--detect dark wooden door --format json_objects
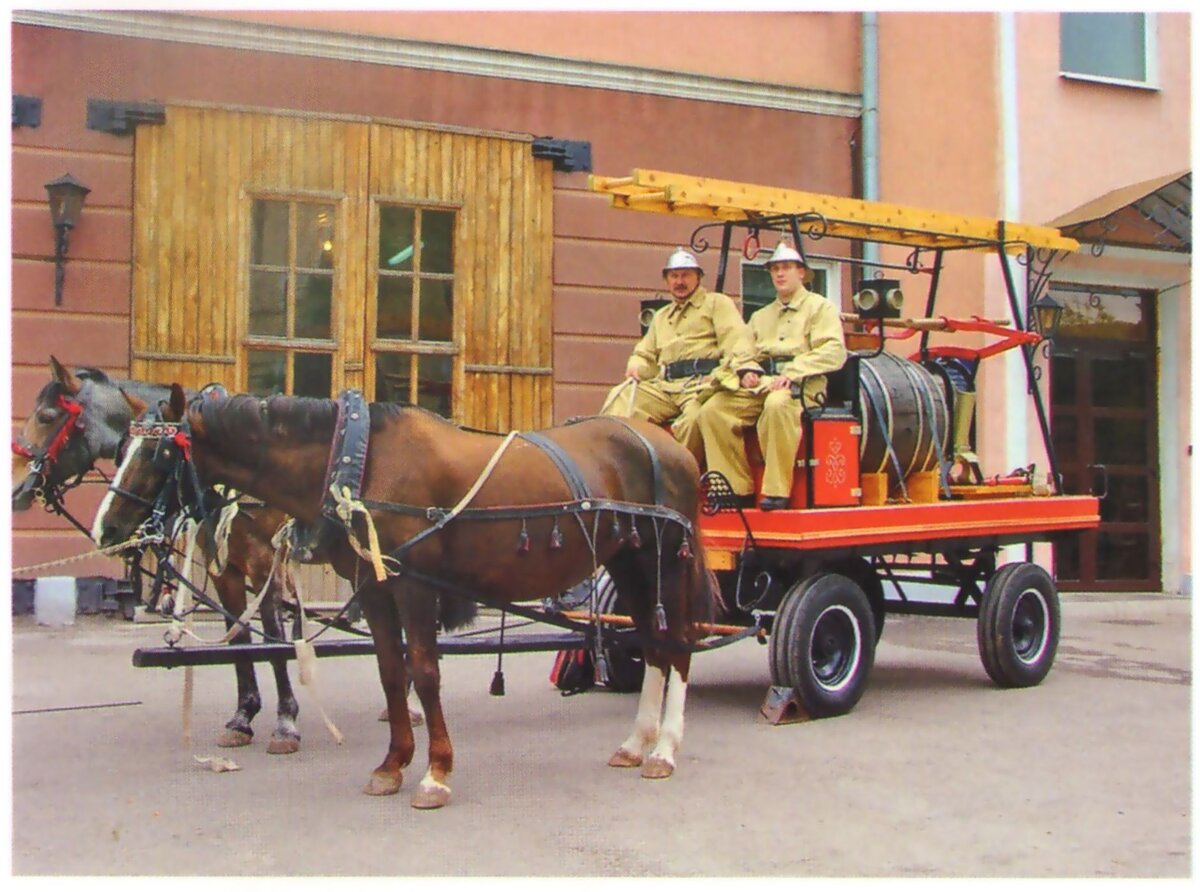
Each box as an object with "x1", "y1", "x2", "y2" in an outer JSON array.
[{"x1": 1049, "y1": 286, "x2": 1160, "y2": 591}]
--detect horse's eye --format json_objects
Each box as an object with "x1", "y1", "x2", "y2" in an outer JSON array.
[{"x1": 36, "y1": 409, "x2": 58, "y2": 424}]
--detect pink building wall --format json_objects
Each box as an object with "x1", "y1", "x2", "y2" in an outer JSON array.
[{"x1": 198, "y1": 10, "x2": 864, "y2": 95}]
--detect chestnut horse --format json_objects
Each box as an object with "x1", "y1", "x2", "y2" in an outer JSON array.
[
  {"x1": 13, "y1": 358, "x2": 305, "y2": 752},
  {"x1": 94, "y1": 384, "x2": 715, "y2": 809}
]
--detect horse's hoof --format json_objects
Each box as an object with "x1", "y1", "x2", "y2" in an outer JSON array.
[
  {"x1": 216, "y1": 729, "x2": 253, "y2": 748},
  {"x1": 607, "y1": 747, "x2": 643, "y2": 768},
  {"x1": 411, "y1": 781, "x2": 451, "y2": 810},
  {"x1": 266, "y1": 735, "x2": 300, "y2": 755},
  {"x1": 640, "y1": 754, "x2": 675, "y2": 779},
  {"x1": 363, "y1": 771, "x2": 403, "y2": 796}
]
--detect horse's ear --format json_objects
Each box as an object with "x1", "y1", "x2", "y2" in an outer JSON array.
[
  {"x1": 49, "y1": 355, "x2": 83, "y2": 395},
  {"x1": 167, "y1": 384, "x2": 188, "y2": 423},
  {"x1": 120, "y1": 388, "x2": 149, "y2": 417}
]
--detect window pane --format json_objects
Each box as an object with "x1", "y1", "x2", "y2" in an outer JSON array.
[
  {"x1": 1097, "y1": 531, "x2": 1150, "y2": 579},
  {"x1": 249, "y1": 270, "x2": 287, "y2": 336},
  {"x1": 422, "y1": 210, "x2": 456, "y2": 274},
  {"x1": 251, "y1": 200, "x2": 289, "y2": 267},
  {"x1": 1054, "y1": 535, "x2": 1081, "y2": 581},
  {"x1": 375, "y1": 353, "x2": 412, "y2": 403},
  {"x1": 1053, "y1": 290, "x2": 1148, "y2": 341},
  {"x1": 295, "y1": 203, "x2": 335, "y2": 270},
  {"x1": 1061, "y1": 13, "x2": 1146, "y2": 82},
  {"x1": 293, "y1": 353, "x2": 332, "y2": 398},
  {"x1": 377, "y1": 276, "x2": 414, "y2": 339},
  {"x1": 380, "y1": 206, "x2": 417, "y2": 271},
  {"x1": 1091, "y1": 356, "x2": 1148, "y2": 408},
  {"x1": 295, "y1": 274, "x2": 333, "y2": 340},
  {"x1": 417, "y1": 354, "x2": 453, "y2": 418},
  {"x1": 1050, "y1": 355, "x2": 1076, "y2": 406},
  {"x1": 418, "y1": 278, "x2": 454, "y2": 342},
  {"x1": 1052, "y1": 413, "x2": 1078, "y2": 457},
  {"x1": 1100, "y1": 474, "x2": 1150, "y2": 523},
  {"x1": 247, "y1": 350, "x2": 286, "y2": 396},
  {"x1": 808, "y1": 269, "x2": 828, "y2": 298},
  {"x1": 740, "y1": 265, "x2": 775, "y2": 321},
  {"x1": 1093, "y1": 417, "x2": 1148, "y2": 465}
]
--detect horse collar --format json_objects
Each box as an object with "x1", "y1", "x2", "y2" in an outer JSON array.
[{"x1": 289, "y1": 389, "x2": 371, "y2": 562}]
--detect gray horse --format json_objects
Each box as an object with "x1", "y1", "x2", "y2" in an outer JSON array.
[{"x1": 13, "y1": 357, "x2": 304, "y2": 753}]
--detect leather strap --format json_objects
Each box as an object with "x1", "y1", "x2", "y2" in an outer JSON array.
[{"x1": 518, "y1": 431, "x2": 591, "y2": 501}]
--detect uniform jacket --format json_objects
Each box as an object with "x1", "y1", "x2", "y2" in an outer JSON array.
[
  {"x1": 628, "y1": 287, "x2": 754, "y2": 393},
  {"x1": 739, "y1": 287, "x2": 848, "y2": 405}
]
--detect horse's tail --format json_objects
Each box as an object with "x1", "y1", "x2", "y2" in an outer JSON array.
[{"x1": 439, "y1": 593, "x2": 478, "y2": 632}]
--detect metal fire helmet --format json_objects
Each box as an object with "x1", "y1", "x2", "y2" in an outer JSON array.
[
  {"x1": 662, "y1": 246, "x2": 703, "y2": 275},
  {"x1": 764, "y1": 240, "x2": 805, "y2": 266}
]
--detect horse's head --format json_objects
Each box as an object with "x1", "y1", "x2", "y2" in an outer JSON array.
[
  {"x1": 92, "y1": 384, "x2": 200, "y2": 550},
  {"x1": 11, "y1": 356, "x2": 132, "y2": 511}
]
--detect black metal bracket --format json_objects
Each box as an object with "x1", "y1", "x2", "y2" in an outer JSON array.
[
  {"x1": 12, "y1": 94, "x2": 41, "y2": 128},
  {"x1": 86, "y1": 99, "x2": 166, "y2": 136},
  {"x1": 531, "y1": 137, "x2": 592, "y2": 173}
]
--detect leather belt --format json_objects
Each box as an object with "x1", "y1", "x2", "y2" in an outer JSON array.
[
  {"x1": 662, "y1": 358, "x2": 719, "y2": 381},
  {"x1": 761, "y1": 355, "x2": 796, "y2": 375}
]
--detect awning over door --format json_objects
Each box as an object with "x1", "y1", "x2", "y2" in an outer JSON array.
[{"x1": 1044, "y1": 170, "x2": 1191, "y2": 253}]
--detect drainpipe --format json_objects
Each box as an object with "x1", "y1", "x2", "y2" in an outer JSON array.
[
  {"x1": 998, "y1": 11, "x2": 1028, "y2": 475},
  {"x1": 861, "y1": 12, "x2": 880, "y2": 278}
]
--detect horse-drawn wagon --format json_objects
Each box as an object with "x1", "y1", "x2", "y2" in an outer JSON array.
[
  {"x1": 587, "y1": 168, "x2": 1100, "y2": 721},
  {"x1": 16, "y1": 169, "x2": 1100, "y2": 807}
]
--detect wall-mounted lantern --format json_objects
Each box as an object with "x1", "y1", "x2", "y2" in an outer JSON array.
[
  {"x1": 45, "y1": 173, "x2": 90, "y2": 306},
  {"x1": 1028, "y1": 293, "x2": 1064, "y2": 341}
]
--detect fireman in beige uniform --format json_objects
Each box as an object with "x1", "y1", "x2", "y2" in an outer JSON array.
[
  {"x1": 698, "y1": 241, "x2": 847, "y2": 510},
  {"x1": 601, "y1": 247, "x2": 752, "y2": 463}
]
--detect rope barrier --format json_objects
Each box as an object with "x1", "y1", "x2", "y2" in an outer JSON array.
[{"x1": 11, "y1": 534, "x2": 164, "y2": 575}]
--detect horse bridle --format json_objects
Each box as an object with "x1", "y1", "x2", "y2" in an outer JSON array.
[
  {"x1": 11, "y1": 392, "x2": 100, "y2": 536},
  {"x1": 107, "y1": 414, "x2": 209, "y2": 540},
  {"x1": 12, "y1": 392, "x2": 85, "y2": 482}
]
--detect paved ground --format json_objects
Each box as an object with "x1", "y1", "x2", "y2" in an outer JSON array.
[{"x1": 7, "y1": 593, "x2": 1192, "y2": 878}]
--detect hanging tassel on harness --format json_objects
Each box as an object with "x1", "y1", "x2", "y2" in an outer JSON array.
[
  {"x1": 549, "y1": 519, "x2": 563, "y2": 550},
  {"x1": 490, "y1": 610, "x2": 507, "y2": 696},
  {"x1": 516, "y1": 520, "x2": 530, "y2": 554},
  {"x1": 677, "y1": 535, "x2": 692, "y2": 559},
  {"x1": 629, "y1": 520, "x2": 642, "y2": 549},
  {"x1": 655, "y1": 602, "x2": 668, "y2": 632},
  {"x1": 610, "y1": 511, "x2": 621, "y2": 539}
]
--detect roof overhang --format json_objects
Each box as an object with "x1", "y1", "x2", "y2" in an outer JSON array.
[{"x1": 1045, "y1": 171, "x2": 1191, "y2": 254}]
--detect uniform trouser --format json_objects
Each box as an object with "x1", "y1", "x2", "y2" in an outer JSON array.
[
  {"x1": 600, "y1": 377, "x2": 705, "y2": 464},
  {"x1": 698, "y1": 388, "x2": 802, "y2": 498}
]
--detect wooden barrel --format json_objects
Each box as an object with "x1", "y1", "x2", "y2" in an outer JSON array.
[{"x1": 857, "y1": 352, "x2": 950, "y2": 488}]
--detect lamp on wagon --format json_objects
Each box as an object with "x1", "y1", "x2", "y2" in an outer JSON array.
[
  {"x1": 1028, "y1": 293, "x2": 1064, "y2": 341},
  {"x1": 44, "y1": 173, "x2": 91, "y2": 306}
]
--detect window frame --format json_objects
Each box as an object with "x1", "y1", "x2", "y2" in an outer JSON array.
[
  {"x1": 739, "y1": 255, "x2": 841, "y2": 320},
  {"x1": 369, "y1": 198, "x2": 461, "y2": 415},
  {"x1": 1058, "y1": 12, "x2": 1159, "y2": 91},
  {"x1": 243, "y1": 193, "x2": 342, "y2": 397}
]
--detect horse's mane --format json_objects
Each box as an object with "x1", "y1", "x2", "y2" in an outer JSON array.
[{"x1": 194, "y1": 393, "x2": 454, "y2": 445}]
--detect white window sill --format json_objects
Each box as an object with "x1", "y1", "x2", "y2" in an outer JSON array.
[{"x1": 1059, "y1": 71, "x2": 1160, "y2": 92}]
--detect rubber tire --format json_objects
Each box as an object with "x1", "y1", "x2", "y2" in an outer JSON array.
[
  {"x1": 977, "y1": 562, "x2": 1060, "y2": 688},
  {"x1": 773, "y1": 573, "x2": 876, "y2": 718},
  {"x1": 592, "y1": 570, "x2": 646, "y2": 693},
  {"x1": 824, "y1": 557, "x2": 886, "y2": 642}
]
